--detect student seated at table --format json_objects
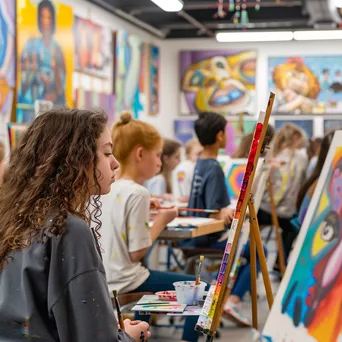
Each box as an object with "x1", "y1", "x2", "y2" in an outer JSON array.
[
  {"x1": 0, "y1": 108, "x2": 150, "y2": 342},
  {"x1": 100, "y1": 112, "x2": 210, "y2": 342},
  {"x1": 178, "y1": 112, "x2": 267, "y2": 326}
]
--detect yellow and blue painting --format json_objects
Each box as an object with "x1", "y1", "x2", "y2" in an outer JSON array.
[
  {"x1": 269, "y1": 56, "x2": 342, "y2": 115},
  {"x1": 274, "y1": 119, "x2": 313, "y2": 138},
  {"x1": 180, "y1": 50, "x2": 257, "y2": 116},
  {"x1": 262, "y1": 139, "x2": 342, "y2": 342}
]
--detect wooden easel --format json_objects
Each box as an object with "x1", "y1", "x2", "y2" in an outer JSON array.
[{"x1": 196, "y1": 93, "x2": 276, "y2": 340}]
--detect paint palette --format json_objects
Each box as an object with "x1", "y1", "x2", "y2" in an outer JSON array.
[{"x1": 155, "y1": 291, "x2": 177, "y2": 302}]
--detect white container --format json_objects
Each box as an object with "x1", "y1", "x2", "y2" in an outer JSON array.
[{"x1": 173, "y1": 281, "x2": 207, "y2": 305}]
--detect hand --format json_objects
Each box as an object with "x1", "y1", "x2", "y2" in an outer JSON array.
[
  {"x1": 157, "y1": 207, "x2": 178, "y2": 225},
  {"x1": 219, "y1": 207, "x2": 234, "y2": 226},
  {"x1": 150, "y1": 198, "x2": 161, "y2": 210},
  {"x1": 123, "y1": 319, "x2": 151, "y2": 342}
]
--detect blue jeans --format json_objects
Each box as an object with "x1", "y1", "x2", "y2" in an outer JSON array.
[
  {"x1": 131, "y1": 270, "x2": 210, "y2": 342},
  {"x1": 179, "y1": 237, "x2": 268, "y2": 300}
]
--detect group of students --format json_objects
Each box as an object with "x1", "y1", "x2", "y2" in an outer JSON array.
[{"x1": 0, "y1": 106, "x2": 337, "y2": 342}]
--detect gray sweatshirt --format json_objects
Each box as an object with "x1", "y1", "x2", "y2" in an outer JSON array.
[{"x1": 0, "y1": 215, "x2": 134, "y2": 342}]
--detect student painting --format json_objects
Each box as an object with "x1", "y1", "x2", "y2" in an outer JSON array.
[
  {"x1": 100, "y1": 112, "x2": 209, "y2": 342},
  {"x1": 258, "y1": 123, "x2": 308, "y2": 265},
  {"x1": 0, "y1": 109, "x2": 151, "y2": 341},
  {"x1": 145, "y1": 138, "x2": 181, "y2": 200}
]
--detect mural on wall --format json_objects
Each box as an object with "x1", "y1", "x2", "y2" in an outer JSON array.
[
  {"x1": 269, "y1": 56, "x2": 342, "y2": 115},
  {"x1": 324, "y1": 119, "x2": 342, "y2": 135},
  {"x1": 174, "y1": 119, "x2": 195, "y2": 145},
  {"x1": 114, "y1": 30, "x2": 145, "y2": 119},
  {"x1": 274, "y1": 119, "x2": 314, "y2": 138},
  {"x1": 0, "y1": 0, "x2": 15, "y2": 120},
  {"x1": 262, "y1": 131, "x2": 342, "y2": 342},
  {"x1": 74, "y1": 16, "x2": 112, "y2": 79},
  {"x1": 17, "y1": 0, "x2": 74, "y2": 123},
  {"x1": 179, "y1": 50, "x2": 257, "y2": 116},
  {"x1": 75, "y1": 88, "x2": 115, "y2": 126},
  {"x1": 148, "y1": 45, "x2": 159, "y2": 115}
]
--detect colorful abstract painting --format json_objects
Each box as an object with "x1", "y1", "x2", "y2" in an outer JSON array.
[
  {"x1": 74, "y1": 16, "x2": 112, "y2": 79},
  {"x1": 17, "y1": 0, "x2": 74, "y2": 123},
  {"x1": 0, "y1": 0, "x2": 15, "y2": 120},
  {"x1": 148, "y1": 45, "x2": 159, "y2": 115},
  {"x1": 225, "y1": 119, "x2": 257, "y2": 156},
  {"x1": 174, "y1": 119, "x2": 195, "y2": 145},
  {"x1": 262, "y1": 131, "x2": 342, "y2": 342},
  {"x1": 274, "y1": 119, "x2": 314, "y2": 138},
  {"x1": 75, "y1": 88, "x2": 115, "y2": 126},
  {"x1": 269, "y1": 56, "x2": 342, "y2": 115},
  {"x1": 324, "y1": 119, "x2": 342, "y2": 135},
  {"x1": 114, "y1": 30, "x2": 145, "y2": 119},
  {"x1": 180, "y1": 50, "x2": 257, "y2": 116},
  {"x1": 8, "y1": 123, "x2": 27, "y2": 150}
]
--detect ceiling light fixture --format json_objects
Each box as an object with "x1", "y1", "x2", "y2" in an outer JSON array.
[
  {"x1": 150, "y1": 0, "x2": 184, "y2": 12},
  {"x1": 216, "y1": 31, "x2": 294, "y2": 42},
  {"x1": 294, "y1": 30, "x2": 342, "y2": 40}
]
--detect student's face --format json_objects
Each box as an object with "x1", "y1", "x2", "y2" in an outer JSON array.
[
  {"x1": 94, "y1": 127, "x2": 119, "y2": 195},
  {"x1": 139, "y1": 142, "x2": 163, "y2": 181},
  {"x1": 164, "y1": 148, "x2": 181, "y2": 171}
]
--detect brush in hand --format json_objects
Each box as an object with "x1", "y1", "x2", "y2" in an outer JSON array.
[
  {"x1": 195, "y1": 255, "x2": 204, "y2": 285},
  {"x1": 113, "y1": 290, "x2": 125, "y2": 331}
]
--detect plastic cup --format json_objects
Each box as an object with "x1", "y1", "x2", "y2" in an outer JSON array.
[{"x1": 173, "y1": 281, "x2": 207, "y2": 305}]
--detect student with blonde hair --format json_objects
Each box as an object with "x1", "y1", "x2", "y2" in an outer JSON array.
[
  {"x1": 258, "y1": 123, "x2": 308, "y2": 266},
  {"x1": 100, "y1": 112, "x2": 209, "y2": 342}
]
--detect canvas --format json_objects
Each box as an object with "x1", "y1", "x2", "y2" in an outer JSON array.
[
  {"x1": 74, "y1": 16, "x2": 112, "y2": 79},
  {"x1": 324, "y1": 119, "x2": 342, "y2": 135},
  {"x1": 179, "y1": 50, "x2": 257, "y2": 116},
  {"x1": 274, "y1": 119, "x2": 314, "y2": 138},
  {"x1": 174, "y1": 119, "x2": 195, "y2": 145},
  {"x1": 262, "y1": 131, "x2": 342, "y2": 342},
  {"x1": 148, "y1": 45, "x2": 159, "y2": 115},
  {"x1": 17, "y1": 0, "x2": 74, "y2": 123},
  {"x1": 114, "y1": 30, "x2": 145, "y2": 119},
  {"x1": 269, "y1": 56, "x2": 342, "y2": 115}
]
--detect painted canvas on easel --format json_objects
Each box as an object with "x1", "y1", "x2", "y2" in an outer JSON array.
[
  {"x1": 114, "y1": 30, "x2": 145, "y2": 119},
  {"x1": 179, "y1": 50, "x2": 257, "y2": 116},
  {"x1": 0, "y1": 0, "x2": 15, "y2": 120},
  {"x1": 74, "y1": 16, "x2": 112, "y2": 79},
  {"x1": 17, "y1": 0, "x2": 74, "y2": 123},
  {"x1": 269, "y1": 56, "x2": 342, "y2": 115},
  {"x1": 262, "y1": 130, "x2": 342, "y2": 342}
]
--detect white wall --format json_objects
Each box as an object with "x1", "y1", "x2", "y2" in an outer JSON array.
[{"x1": 161, "y1": 38, "x2": 342, "y2": 138}]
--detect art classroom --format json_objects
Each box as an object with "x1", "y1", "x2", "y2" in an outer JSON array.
[{"x1": 0, "y1": 0, "x2": 342, "y2": 341}]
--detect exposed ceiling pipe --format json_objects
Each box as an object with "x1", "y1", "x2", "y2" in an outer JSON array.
[
  {"x1": 177, "y1": 10, "x2": 216, "y2": 37},
  {"x1": 88, "y1": 0, "x2": 167, "y2": 39}
]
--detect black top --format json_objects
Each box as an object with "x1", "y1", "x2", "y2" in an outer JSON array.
[{"x1": 0, "y1": 215, "x2": 134, "y2": 342}]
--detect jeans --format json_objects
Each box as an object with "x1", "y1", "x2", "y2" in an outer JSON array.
[
  {"x1": 131, "y1": 270, "x2": 210, "y2": 342},
  {"x1": 178, "y1": 237, "x2": 268, "y2": 300}
]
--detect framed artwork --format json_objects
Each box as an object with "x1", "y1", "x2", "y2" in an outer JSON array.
[
  {"x1": 174, "y1": 119, "x2": 195, "y2": 145},
  {"x1": 324, "y1": 119, "x2": 342, "y2": 135},
  {"x1": 274, "y1": 119, "x2": 314, "y2": 138},
  {"x1": 180, "y1": 50, "x2": 257, "y2": 116},
  {"x1": 262, "y1": 131, "x2": 342, "y2": 342},
  {"x1": 114, "y1": 30, "x2": 145, "y2": 119},
  {"x1": 269, "y1": 56, "x2": 342, "y2": 115},
  {"x1": 148, "y1": 45, "x2": 159, "y2": 115},
  {"x1": 74, "y1": 16, "x2": 112, "y2": 79},
  {"x1": 16, "y1": 0, "x2": 74, "y2": 123}
]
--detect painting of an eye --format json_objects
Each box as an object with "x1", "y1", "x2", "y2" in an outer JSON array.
[
  {"x1": 321, "y1": 222, "x2": 336, "y2": 242},
  {"x1": 216, "y1": 61, "x2": 225, "y2": 69},
  {"x1": 190, "y1": 70, "x2": 204, "y2": 86}
]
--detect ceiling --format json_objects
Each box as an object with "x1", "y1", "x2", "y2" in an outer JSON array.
[{"x1": 87, "y1": 0, "x2": 314, "y2": 39}]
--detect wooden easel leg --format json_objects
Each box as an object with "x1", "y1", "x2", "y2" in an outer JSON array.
[
  {"x1": 268, "y1": 179, "x2": 286, "y2": 276},
  {"x1": 249, "y1": 223, "x2": 258, "y2": 329},
  {"x1": 248, "y1": 199, "x2": 274, "y2": 309}
]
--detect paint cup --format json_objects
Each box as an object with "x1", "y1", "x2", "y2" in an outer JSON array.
[{"x1": 173, "y1": 281, "x2": 207, "y2": 305}]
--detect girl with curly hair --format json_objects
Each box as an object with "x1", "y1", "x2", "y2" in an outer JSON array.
[{"x1": 0, "y1": 108, "x2": 151, "y2": 342}]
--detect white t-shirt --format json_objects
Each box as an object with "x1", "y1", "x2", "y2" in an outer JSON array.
[
  {"x1": 144, "y1": 174, "x2": 166, "y2": 196},
  {"x1": 100, "y1": 179, "x2": 151, "y2": 294},
  {"x1": 172, "y1": 160, "x2": 195, "y2": 199}
]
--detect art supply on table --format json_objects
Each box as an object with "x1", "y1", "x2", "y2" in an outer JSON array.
[
  {"x1": 173, "y1": 281, "x2": 207, "y2": 305},
  {"x1": 113, "y1": 290, "x2": 125, "y2": 331},
  {"x1": 132, "y1": 303, "x2": 186, "y2": 313},
  {"x1": 155, "y1": 291, "x2": 177, "y2": 302}
]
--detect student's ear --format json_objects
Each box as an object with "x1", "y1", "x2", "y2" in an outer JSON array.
[
  {"x1": 217, "y1": 130, "x2": 226, "y2": 148},
  {"x1": 135, "y1": 146, "x2": 144, "y2": 162}
]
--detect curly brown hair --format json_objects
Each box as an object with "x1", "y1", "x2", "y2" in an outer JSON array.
[{"x1": 0, "y1": 108, "x2": 108, "y2": 270}]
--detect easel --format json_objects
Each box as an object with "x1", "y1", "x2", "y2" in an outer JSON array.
[{"x1": 195, "y1": 93, "x2": 276, "y2": 340}]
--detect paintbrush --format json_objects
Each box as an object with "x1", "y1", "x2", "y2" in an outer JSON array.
[
  {"x1": 195, "y1": 255, "x2": 204, "y2": 285},
  {"x1": 159, "y1": 207, "x2": 219, "y2": 214},
  {"x1": 113, "y1": 290, "x2": 125, "y2": 331}
]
